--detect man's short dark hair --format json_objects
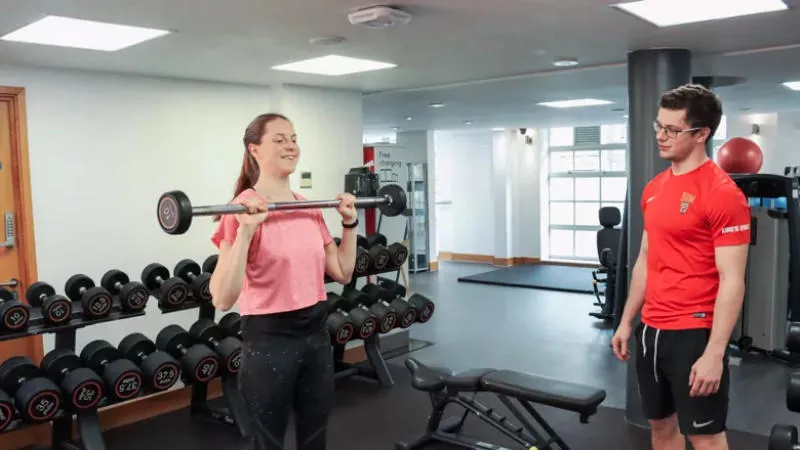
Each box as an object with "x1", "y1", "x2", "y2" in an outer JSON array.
[{"x1": 659, "y1": 84, "x2": 723, "y2": 142}]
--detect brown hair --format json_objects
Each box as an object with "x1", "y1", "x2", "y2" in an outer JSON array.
[
  {"x1": 214, "y1": 113, "x2": 290, "y2": 221},
  {"x1": 660, "y1": 84, "x2": 722, "y2": 144}
]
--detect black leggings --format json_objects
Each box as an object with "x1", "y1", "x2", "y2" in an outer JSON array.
[{"x1": 238, "y1": 327, "x2": 335, "y2": 450}]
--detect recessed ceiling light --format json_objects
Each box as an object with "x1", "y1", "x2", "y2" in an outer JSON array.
[
  {"x1": 272, "y1": 54, "x2": 396, "y2": 76},
  {"x1": 392, "y1": 127, "x2": 400, "y2": 131},
  {"x1": 463, "y1": 121, "x2": 473, "y2": 125},
  {"x1": 537, "y1": 98, "x2": 613, "y2": 108},
  {"x1": 783, "y1": 81, "x2": 800, "y2": 91},
  {"x1": 429, "y1": 102, "x2": 445, "y2": 108},
  {"x1": 405, "y1": 116, "x2": 413, "y2": 121},
  {"x1": 309, "y1": 36, "x2": 346, "y2": 46},
  {"x1": 0, "y1": 15, "x2": 170, "y2": 51},
  {"x1": 553, "y1": 58, "x2": 579, "y2": 67},
  {"x1": 612, "y1": 0, "x2": 788, "y2": 27}
]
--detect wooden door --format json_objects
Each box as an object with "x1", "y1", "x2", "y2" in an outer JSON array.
[{"x1": 0, "y1": 86, "x2": 47, "y2": 447}]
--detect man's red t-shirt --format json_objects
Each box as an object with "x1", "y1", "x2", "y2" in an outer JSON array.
[{"x1": 641, "y1": 159, "x2": 751, "y2": 330}]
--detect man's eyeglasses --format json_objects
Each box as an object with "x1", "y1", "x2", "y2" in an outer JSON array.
[{"x1": 652, "y1": 121, "x2": 703, "y2": 139}]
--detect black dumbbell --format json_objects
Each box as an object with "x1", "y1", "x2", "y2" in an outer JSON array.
[
  {"x1": 80, "y1": 340, "x2": 143, "y2": 402},
  {"x1": 362, "y1": 284, "x2": 418, "y2": 329},
  {"x1": 386, "y1": 242, "x2": 409, "y2": 268},
  {"x1": 64, "y1": 274, "x2": 113, "y2": 319},
  {"x1": 40, "y1": 349, "x2": 104, "y2": 411},
  {"x1": 377, "y1": 278, "x2": 436, "y2": 323},
  {"x1": 202, "y1": 254, "x2": 218, "y2": 274},
  {"x1": 354, "y1": 235, "x2": 372, "y2": 275},
  {"x1": 342, "y1": 287, "x2": 397, "y2": 334},
  {"x1": 118, "y1": 333, "x2": 181, "y2": 392},
  {"x1": 0, "y1": 356, "x2": 61, "y2": 423},
  {"x1": 338, "y1": 290, "x2": 381, "y2": 339},
  {"x1": 218, "y1": 312, "x2": 242, "y2": 339},
  {"x1": 100, "y1": 269, "x2": 149, "y2": 313},
  {"x1": 189, "y1": 319, "x2": 242, "y2": 375},
  {"x1": 0, "y1": 388, "x2": 13, "y2": 432},
  {"x1": 0, "y1": 287, "x2": 30, "y2": 332},
  {"x1": 141, "y1": 263, "x2": 189, "y2": 308},
  {"x1": 366, "y1": 234, "x2": 391, "y2": 271},
  {"x1": 325, "y1": 295, "x2": 356, "y2": 345},
  {"x1": 25, "y1": 281, "x2": 71, "y2": 326},
  {"x1": 156, "y1": 325, "x2": 219, "y2": 384},
  {"x1": 174, "y1": 259, "x2": 212, "y2": 303},
  {"x1": 770, "y1": 424, "x2": 799, "y2": 450}
]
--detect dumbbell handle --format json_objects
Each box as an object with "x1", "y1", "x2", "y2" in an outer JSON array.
[{"x1": 111, "y1": 281, "x2": 124, "y2": 291}]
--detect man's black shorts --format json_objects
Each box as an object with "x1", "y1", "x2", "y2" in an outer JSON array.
[{"x1": 634, "y1": 322, "x2": 730, "y2": 435}]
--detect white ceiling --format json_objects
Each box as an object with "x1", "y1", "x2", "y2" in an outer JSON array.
[{"x1": 1, "y1": 0, "x2": 800, "y2": 132}]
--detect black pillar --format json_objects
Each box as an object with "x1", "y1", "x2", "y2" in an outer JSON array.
[{"x1": 624, "y1": 48, "x2": 692, "y2": 428}]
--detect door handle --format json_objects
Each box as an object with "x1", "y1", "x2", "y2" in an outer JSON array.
[
  {"x1": 0, "y1": 278, "x2": 18, "y2": 288},
  {"x1": 1, "y1": 212, "x2": 14, "y2": 248}
]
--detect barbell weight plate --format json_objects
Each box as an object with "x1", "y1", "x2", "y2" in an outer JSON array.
[
  {"x1": 769, "y1": 423, "x2": 798, "y2": 450},
  {"x1": 158, "y1": 190, "x2": 192, "y2": 235},
  {"x1": 64, "y1": 274, "x2": 95, "y2": 303},
  {"x1": 25, "y1": 281, "x2": 55, "y2": 307},
  {"x1": 100, "y1": 269, "x2": 130, "y2": 294},
  {"x1": 376, "y1": 184, "x2": 407, "y2": 217}
]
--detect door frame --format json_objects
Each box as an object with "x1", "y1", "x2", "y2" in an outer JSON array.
[
  {"x1": 0, "y1": 86, "x2": 43, "y2": 362},
  {"x1": 0, "y1": 86, "x2": 47, "y2": 447}
]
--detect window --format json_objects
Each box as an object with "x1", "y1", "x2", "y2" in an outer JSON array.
[{"x1": 543, "y1": 125, "x2": 627, "y2": 262}]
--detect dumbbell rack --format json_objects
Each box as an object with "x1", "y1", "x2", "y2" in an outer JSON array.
[
  {"x1": 157, "y1": 297, "x2": 252, "y2": 438},
  {"x1": 328, "y1": 264, "x2": 405, "y2": 387},
  {"x1": 0, "y1": 290, "x2": 145, "y2": 450}
]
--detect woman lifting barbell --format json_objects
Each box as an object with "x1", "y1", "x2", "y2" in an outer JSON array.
[{"x1": 208, "y1": 112, "x2": 357, "y2": 450}]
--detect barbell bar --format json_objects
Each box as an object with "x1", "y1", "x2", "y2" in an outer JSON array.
[{"x1": 157, "y1": 184, "x2": 407, "y2": 235}]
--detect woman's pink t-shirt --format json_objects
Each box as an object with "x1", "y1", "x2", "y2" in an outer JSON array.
[{"x1": 210, "y1": 189, "x2": 334, "y2": 316}]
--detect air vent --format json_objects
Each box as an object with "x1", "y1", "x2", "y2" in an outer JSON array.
[{"x1": 574, "y1": 126, "x2": 600, "y2": 145}]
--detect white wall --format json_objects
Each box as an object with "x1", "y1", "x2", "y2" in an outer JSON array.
[
  {"x1": 432, "y1": 127, "x2": 542, "y2": 261},
  {"x1": 0, "y1": 65, "x2": 364, "y2": 357},
  {"x1": 433, "y1": 129, "x2": 495, "y2": 256}
]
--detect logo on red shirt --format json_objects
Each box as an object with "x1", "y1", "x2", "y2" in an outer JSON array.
[{"x1": 679, "y1": 192, "x2": 696, "y2": 215}]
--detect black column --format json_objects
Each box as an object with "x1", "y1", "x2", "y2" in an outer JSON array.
[{"x1": 624, "y1": 48, "x2": 692, "y2": 428}]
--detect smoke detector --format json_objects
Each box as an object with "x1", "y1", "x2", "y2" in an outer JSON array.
[{"x1": 348, "y1": 6, "x2": 412, "y2": 29}]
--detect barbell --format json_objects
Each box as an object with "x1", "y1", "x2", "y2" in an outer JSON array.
[{"x1": 157, "y1": 184, "x2": 407, "y2": 235}]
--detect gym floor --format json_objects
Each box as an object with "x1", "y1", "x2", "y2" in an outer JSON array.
[{"x1": 95, "y1": 263, "x2": 792, "y2": 448}]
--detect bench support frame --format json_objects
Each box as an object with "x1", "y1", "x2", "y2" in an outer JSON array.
[{"x1": 395, "y1": 387, "x2": 574, "y2": 450}]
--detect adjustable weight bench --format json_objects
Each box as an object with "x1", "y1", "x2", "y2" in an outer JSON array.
[{"x1": 396, "y1": 358, "x2": 607, "y2": 450}]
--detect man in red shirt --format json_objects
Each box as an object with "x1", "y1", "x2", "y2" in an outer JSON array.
[{"x1": 611, "y1": 84, "x2": 751, "y2": 450}]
